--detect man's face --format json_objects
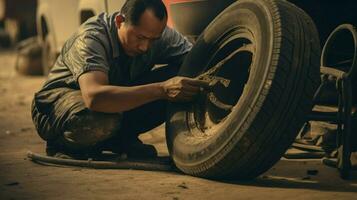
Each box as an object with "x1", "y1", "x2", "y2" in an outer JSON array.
[{"x1": 117, "y1": 9, "x2": 167, "y2": 57}]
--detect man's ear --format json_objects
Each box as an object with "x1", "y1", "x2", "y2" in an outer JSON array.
[{"x1": 115, "y1": 14, "x2": 126, "y2": 28}]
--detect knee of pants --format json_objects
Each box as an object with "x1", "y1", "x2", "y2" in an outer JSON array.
[{"x1": 63, "y1": 111, "x2": 122, "y2": 148}]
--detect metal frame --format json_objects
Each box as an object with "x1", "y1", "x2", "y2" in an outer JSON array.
[{"x1": 309, "y1": 24, "x2": 357, "y2": 179}]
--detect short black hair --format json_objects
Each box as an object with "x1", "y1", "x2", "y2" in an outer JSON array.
[{"x1": 120, "y1": 0, "x2": 167, "y2": 26}]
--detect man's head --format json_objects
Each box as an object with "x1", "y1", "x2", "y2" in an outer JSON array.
[{"x1": 115, "y1": 0, "x2": 168, "y2": 57}]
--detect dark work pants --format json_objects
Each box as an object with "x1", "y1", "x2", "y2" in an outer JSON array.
[{"x1": 31, "y1": 64, "x2": 180, "y2": 153}]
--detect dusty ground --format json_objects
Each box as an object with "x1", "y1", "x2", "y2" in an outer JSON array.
[{"x1": 0, "y1": 49, "x2": 357, "y2": 200}]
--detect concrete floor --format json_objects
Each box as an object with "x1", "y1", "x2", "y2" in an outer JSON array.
[{"x1": 0, "y1": 50, "x2": 356, "y2": 200}]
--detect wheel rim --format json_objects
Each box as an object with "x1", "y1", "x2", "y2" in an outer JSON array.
[{"x1": 187, "y1": 28, "x2": 256, "y2": 140}]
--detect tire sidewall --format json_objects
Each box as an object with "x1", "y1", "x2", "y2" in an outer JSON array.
[{"x1": 166, "y1": 0, "x2": 277, "y2": 166}]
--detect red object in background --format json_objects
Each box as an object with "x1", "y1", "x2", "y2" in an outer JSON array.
[{"x1": 162, "y1": 0, "x2": 173, "y2": 27}]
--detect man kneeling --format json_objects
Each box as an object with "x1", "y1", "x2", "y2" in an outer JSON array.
[{"x1": 31, "y1": 0, "x2": 208, "y2": 159}]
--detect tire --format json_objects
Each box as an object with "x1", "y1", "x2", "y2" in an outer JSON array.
[
  {"x1": 15, "y1": 37, "x2": 43, "y2": 75},
  {"x1": 41, "y1": 34, "x2": 57, "y2": 75},
  {"x1": 166, "y1": 0, "x2": 321, "y2": 179}
]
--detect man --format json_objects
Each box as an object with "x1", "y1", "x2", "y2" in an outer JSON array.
[{"x1": 31, "y1": 0, "x2": 208, "y2": 159}]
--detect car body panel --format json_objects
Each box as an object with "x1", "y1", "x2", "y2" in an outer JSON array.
[
  {"x1": 37, "y1": 0, "x2": 125, "y2": 58},
  {"x1": 37, "y1": 0, "x2": 80, "y2": 53}
]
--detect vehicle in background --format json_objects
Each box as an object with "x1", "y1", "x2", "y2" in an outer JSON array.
[
  {"x1": 39, "y1": 0, "x2": 357, "y2": 74},
  {"x1": 164, "y1": 0, "x2": 357, "y2": 45},
  {"x1": 37, "y1": 0, "x2": 79, "y2": 74},
  {"x1": 37, "y1": 0, "x2": 125, "y2": 74},
  {"x1": 0, "y1": 0, "x2": 37, "y2": 47}
]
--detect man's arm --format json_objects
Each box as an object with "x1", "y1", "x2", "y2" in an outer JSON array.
[{"x1": 79, "y1": 71, "x2": 209, "y2": 113}]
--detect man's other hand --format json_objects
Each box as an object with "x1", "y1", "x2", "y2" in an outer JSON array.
[{"x1": 161, "y1": 76, "x2": 210, "y2": 102}]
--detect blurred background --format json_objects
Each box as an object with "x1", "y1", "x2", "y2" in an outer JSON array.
[
  {"x1": 0, "y1": 2, "x2": 356, "y2": 198},
  {"x1": 0, "y1": 0, "x2": 356, "y2": 76},
  {"x1": 0, "y1": 0, "x2": 37, "y2": 47}
]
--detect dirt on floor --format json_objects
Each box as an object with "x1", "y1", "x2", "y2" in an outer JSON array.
[{"x1": 0, "y1": 49, "x2": 357, "y2": 200}]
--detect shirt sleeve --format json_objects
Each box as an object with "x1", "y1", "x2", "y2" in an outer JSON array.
[
  {"x1": 62, "y1": 32, "x2": 110, "y2": 83},
  {"x1": 154, "y1": 26, "x2": 193, "y2": 64}
]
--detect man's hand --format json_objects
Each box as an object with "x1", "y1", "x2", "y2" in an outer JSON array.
[{"x1": 161, "y1": 76, "x2": 210, "y2": 102}]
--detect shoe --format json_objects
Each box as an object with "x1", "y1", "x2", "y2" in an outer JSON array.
[
  {"x1": 46, "y1": 141, "x2": 102, "y2": 160},
  {"x1": 46, "y1": 141, "x2": 61, "y2": 157},
  {"x1": 99, "y1": 136, "x2": 158, "y2": 159},
  {"x1": 96, "y1": 138, "x2": 124, "y2": 154},
  {"x1": 124, "y1": 141, "x2": 158, "y2": 159}
]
